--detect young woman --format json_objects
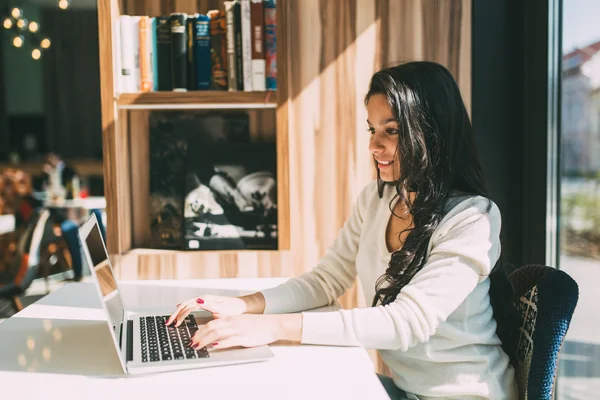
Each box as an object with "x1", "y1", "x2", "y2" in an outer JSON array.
[{"x1": 167, "y1": 61, "x2": 518, "y2": 400}]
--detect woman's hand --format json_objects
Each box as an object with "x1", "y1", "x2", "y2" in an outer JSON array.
[
  {"x1": 166, "y1": 292, "x2": 267, "y2": 327},
  {"x1": 166, "y1": 294, "x2": 248, "y2": 327},
  {"x1": 189, "y1": 314, "x2": 303, "y2": 350}
]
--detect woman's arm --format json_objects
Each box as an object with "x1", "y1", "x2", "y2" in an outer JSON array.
[
  {"x1": 284, "y1": 197, "x2": 501, "y2": 349},
  {"x1": 251, "y1": 182, "x2": 375, "y2": 315}
]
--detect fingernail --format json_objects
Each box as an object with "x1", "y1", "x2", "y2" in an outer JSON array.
[
  {"x1": 213, "y1": 342, "x2": 218, "y2": 346},
  {"x1": 196, "y1": 298, "x2": 204, "y2": 305},
  {"x1": 176, "y1": 303, "x2": 181, "y2": 307}
]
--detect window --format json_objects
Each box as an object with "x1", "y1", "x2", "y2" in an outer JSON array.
[{"x1": 557, "y1": 0, "x2": 600, "y2": 398}]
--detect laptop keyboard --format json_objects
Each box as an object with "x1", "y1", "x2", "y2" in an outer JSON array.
[{"x1": 140, "y1": 315, "x2": 210, "y2": 363}]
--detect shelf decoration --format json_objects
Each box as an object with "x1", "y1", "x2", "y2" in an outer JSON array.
[{"x1": 1, "y1": 6, "x2": 51, "y2": 60}]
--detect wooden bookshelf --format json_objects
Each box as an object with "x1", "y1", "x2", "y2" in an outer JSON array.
[{"x1": 97, "y1": 0, "x2": 290, "y2": 274}]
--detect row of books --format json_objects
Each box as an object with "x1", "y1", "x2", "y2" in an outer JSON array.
[{"x1": 114, "y1": 0, "x2": 276, "y2": 94}]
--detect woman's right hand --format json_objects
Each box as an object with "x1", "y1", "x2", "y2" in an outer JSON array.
[{"x1": 166, "y1": 293, "x2": 266, "y2": 327}]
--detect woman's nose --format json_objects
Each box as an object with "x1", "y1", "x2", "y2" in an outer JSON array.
[{"x1": 369, "y1": 132, "x2": 385, "y2": 154}]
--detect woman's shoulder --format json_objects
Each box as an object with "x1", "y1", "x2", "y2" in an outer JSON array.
[
  {"x1": 444, "y1": 192, "x2": 499, "y2": 217},
  {"x1": 436, "y1": 193, "x2": 501, "y2": 239}
]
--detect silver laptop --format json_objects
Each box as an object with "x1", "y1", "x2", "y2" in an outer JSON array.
[{"x1": 79, "y1": 213, "x2": 274, "y2": 374}]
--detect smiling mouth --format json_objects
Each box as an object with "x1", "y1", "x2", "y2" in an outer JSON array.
[{"x1": 375, "y1": 159, "x2": 393, "y2": 168}]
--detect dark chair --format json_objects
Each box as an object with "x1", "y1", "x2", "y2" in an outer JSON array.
[
  {"x1": 0, "y1": 208, "x2": 50, "y2": 313},
  {"x1": 508, "y1": 265, "x2": 579, "y2": 400}
]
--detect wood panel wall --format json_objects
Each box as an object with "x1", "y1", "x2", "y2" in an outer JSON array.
[{"x1": 107, "y1": 0, "x2": 471, "y2": 373}]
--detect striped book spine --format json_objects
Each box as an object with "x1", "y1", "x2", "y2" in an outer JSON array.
[{"x1": 264, "y1": 0, "x2": 276, "y2": 91}]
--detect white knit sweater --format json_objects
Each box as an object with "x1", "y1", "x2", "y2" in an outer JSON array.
[{"x1": 260, "y1": 181, "x2": 518, "y2": 399}]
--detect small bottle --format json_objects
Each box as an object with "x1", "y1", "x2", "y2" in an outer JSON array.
[{"x1": 72, "y1": 175, "x2": 81, "y2": 200}]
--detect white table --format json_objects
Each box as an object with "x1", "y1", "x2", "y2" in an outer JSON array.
[
  {"x1": 0, "y1": 278, "x2": 390, "y2": 400},
  {"x1": 45, "y1": 196, "x2": 106, "y2": 211}
]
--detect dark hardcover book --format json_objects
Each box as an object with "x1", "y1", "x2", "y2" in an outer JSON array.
[
  {"x1": 170, "y1": 13, "x2": 188, "y2": 91},
  {"x1": 194, "y1": 14, "x2": 212, "y2": 90},
  {"x1": 156, "y1": 16, "x2": 172, "y2": 91},
  {"x1": 208, "y1": 10, "x2": 228, "y2": 90},
  {"x1": 264, "y1": 0, "x2": 277, "y2": 90},
  {"x1": 234, "y1": 0, "x2": 244, "y2": 91},
  {"x1": 186, "y1": 15, "x2": 196, "y2": 90},
  {"x1": 224, "y1": 1, "x2": 238, "y2": 91},
  {"x1": 149, "y1": 113, "x2": 189, "y2": 249},
  {"x1": 183, "y1": 114, "x2": 278, "y2": 251}
]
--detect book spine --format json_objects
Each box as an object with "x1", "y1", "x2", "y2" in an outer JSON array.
[
  {"x1": 119, "y1": 15, "x2": 136, "y2": 92},
  {"x1": 186, "y1": 15, "x2": 196, "y2": 90},
  {"x1": 131, "y1": 16, "x2": 141, "y2": 91},
  {"x1": 113, "y1": 17, "x2": 122, "y2": 94},
  {"x1": 234, "y1": 1, "x2": 244, "y2": 91},
  {"x1": 208, "y1": 10, "x2": 228, "y2": 90},
  {"x1": 170, "y1": 13, "x2": 188, "y2": 91},
  {"x1": 139, "y1": 16, "x2": 153, "y2": 92},
  {"x1": 194, "y1": 14, "x2": 212, "y2": 90},
  {"x1": 224, "y1": 2, "x2": 238, "y2": 91},
  {"x1": 151, "y1": 17, "x2": 159, "y2": 91},
  {"x1": 241, "y1": 0, "x2": 253, "y2": 92},
  {"x1": 250, "y1": 0, "x2": 265, "y2": 91},
  {"x1": 156, "y1": 16, "x2": 172, "y2": 91},
  {"x1": 264, "y1": 0, "x2": 276, "y2": 91}
]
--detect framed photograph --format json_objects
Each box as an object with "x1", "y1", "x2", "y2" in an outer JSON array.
[{"x1": 183, "y1": 116, "x2": 277, "y2": 250}]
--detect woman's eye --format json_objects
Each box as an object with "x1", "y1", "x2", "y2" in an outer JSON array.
[
  {"x1": 367, "y1": 127, "x2": 376, "y2": 135},
  {"x1": 386, "y1": 129, "x2": 399, "y2": 135}
]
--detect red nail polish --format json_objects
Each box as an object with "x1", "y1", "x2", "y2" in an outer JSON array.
[
  {"x1": 196, "y1": 298, "x2": 204, "y2": 305},
  {"x1": 213, "y1": 342, "x2": 218, "y2": 346}
]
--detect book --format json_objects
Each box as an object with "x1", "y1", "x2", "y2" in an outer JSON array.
[
  {"x1": 182, "y1": 114, "x2": 278, "y2": 251},
  {"x1": 156, "y1": 16, "x2": 172, "y2": 91},
  {"x1": 119, "y1": 15, "x2": 137, "y2": 92},
  {"x1": 186, "y1": 15, "x2": 196, "y2": 91},
  {"x1": 170, "y1": 13, "x2": 188, "y2": 91},
  {"x1": 224, "y1": 2, "x2": 238, "y2": 91},
  {"x1": 139, "y1": 16, "x2": 153, "y2": 92},
  {"x1": 151, "y1": 17, "x2": 159, "y2": 91},
  {"x1": 148, "y1": 113, "x2": 189, "y2": 249},
  {"x1": 208, "y1": 10, "x2": 228, "y2": 90},
  {"x1": 113, "y1": 17, "x2": 122, "y2": 93},
  {"x1": 193, "y1": 14, "x2": 212, "y2": 90},
  {"x1": 241, "y1": 0, "x2": 253, "y2": 91},
  {"x1": 234, "y1": 0, "x2": 245, "y2": 91},
  {"x1": 250, "y1": 0, "x2": 266, "y2": 91},
  {"x1": 264, "y1": 0, "x2": 277, "y2": 91}
]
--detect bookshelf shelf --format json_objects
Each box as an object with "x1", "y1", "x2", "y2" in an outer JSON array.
[
  {"x1": 129, "y1": 248, "x2": 266, "y2": 256},
  {"x1": 116, "y1": 91, "x2": 278, "y2": 110}
]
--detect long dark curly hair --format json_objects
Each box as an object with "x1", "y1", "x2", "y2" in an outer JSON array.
[{"x1": 367, "y1": 61, "x2": 516, "y2": 361}]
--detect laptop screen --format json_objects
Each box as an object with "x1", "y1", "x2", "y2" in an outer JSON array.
[{"x1": 84, "y1": 222, "x2": 125, "y2": 337}]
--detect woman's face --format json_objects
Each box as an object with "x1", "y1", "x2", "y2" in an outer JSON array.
[{"x1": 367, "y1": 94, "x2": 401, "y2": 182}]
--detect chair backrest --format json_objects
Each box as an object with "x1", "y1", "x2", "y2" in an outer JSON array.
[{"x1": 508, "y1": 265, "x2": 579, "y2": 400}]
